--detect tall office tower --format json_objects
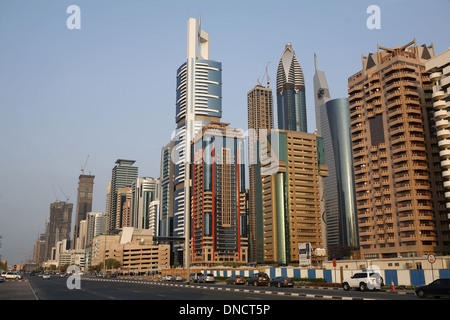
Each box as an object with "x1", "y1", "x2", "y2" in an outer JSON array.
[
  {"x1": 108, "y1": 159, "x2": 138, "y2": 231},
  {"x1": 276, "y1": 43, "x2": 307, "y2": 132},
  {"x1": 173, "y1": 17, "x2": 222, "y2": 264},
  {"x1": 73, "y1": 174, "x2": 94, "y2": 249},
  {"x1": 191, "y1": 122, "x2": 247, "y2": 265},
  {"x1": 426, "y1": 50, "x2": 450, "y2": 238},
  {"x1": 131, "y1": 177, "x2": 159, "y2": 229},
  {"x1": 261, "y1": 130, "x2": 328, "y2": 265},
  {"x1": 86, "y1": 212, "x2": 106, "y2": 247},
  {"x1": 348, "y1": 40, "x2": 448, "y2": 259},
  {"x1": 313, "y1": 56, "x2": 359, "y2": 259},
  {"x1": 105, "y1": 180, "x2": 111, "y2": 228},
  {"x1": 149, "y1": 200, "x2": 160, "y2": 237},
  {"x1": 116, "y1": 187, "x2": 133, "y2": 228},
  {"x1": 247, "y1": 84, "x2": 274, "y2": 263},
  {"x1": 159, "y1": 141, "x2": 175, "y2": 238},
  {"x1": 32, "y1": 233, "x2": 46, "y2": 264},
  {"x1": 45, "y1": 201, "x2": 73, "y2": 260},
  {"x1": 76, "y1": 219, "x2": 88, "y2": 250}
]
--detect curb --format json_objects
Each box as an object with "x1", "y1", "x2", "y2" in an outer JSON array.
[{"x1": 84, "y1": 278, "x2": 379, "y2": 300}]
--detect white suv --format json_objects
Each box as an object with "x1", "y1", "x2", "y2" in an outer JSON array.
[
  {"x1": 4, "y1": 272, "x2": 23, "y2": 280},
  {"x1": 342, "y1": 271, "x2": 383, "y2": 291}
]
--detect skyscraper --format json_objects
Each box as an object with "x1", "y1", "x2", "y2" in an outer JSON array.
[
  {"x1": 159, "y1": 141, "x2": 175, "y2": 238},
  {"x1": 247, "y1": 84, "x2": 274, "y2": 263},
  {"x1": 313, "y1": 55, "x2": 359, "y2": 258},
  {"x1": 107, "y1": 159, "x2": 138, "y2": 232},
  {"x1": 73, "y1": 174, "x2": 94, "y2": 249},
  {"x1": 45, "y1": 201, "x2": 73, "y2": 260},
  {"x1": 172, "y1": 17, "x2": 222, "y2": 264},
  {"x1": 191, "y1": 122, "x2": 247, "y2": 265},
  {"x1": 86, "y1": 212, "x2": 106, "y2": 248},
  {"x1": 276, "y1": 43, "x2": 307, "y2": 132},
  {"x1": 348, "y1": 40, "x2": 448, "y2": 259},
  {"x1": 131, "y1": 177, "x2": 159, "y2": 229},
  {"x1": 261, "y1": 130, "x2": 328, "y2": 265},
  {"x1": 116, "y1": 186, "x2": 132, "y2": 228},
  {"x1": 426, "y1": 49, "x2": 450, "y2": 230}
]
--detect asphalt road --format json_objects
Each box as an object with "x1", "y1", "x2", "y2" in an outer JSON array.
[
  {"x1": 0, "y1": 276, "x2": 443, "y2": 319},
  {"x1": 22, "y1": 275, "x2": 425, "y2": 301}
]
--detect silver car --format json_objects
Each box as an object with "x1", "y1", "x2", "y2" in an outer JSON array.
[{"x1": 199, "y1": 273, "x2": 215, "y2": 283}]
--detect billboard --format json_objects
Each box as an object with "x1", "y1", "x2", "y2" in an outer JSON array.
[{"x1": 298, "y1": 242, "x2": 311, "y2": 267}]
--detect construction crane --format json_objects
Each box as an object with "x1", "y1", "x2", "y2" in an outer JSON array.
[
  {"x1": 52, "y1": 184, "x2": 59, "y2": 201},
  {"x1": 257, "y1": 61, "x2": 271, "y2": 88},
  {"x1": 60, "y1": 187, "x2": 70, "y2": 202},
  {"x1": 81, "y1": 155, "x2": 90, "y2": 174}
]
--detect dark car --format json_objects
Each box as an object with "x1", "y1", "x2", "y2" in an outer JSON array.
[
  {"x1": 415, "y1": 278, "x2": 450, "y2": 299},
  {"x1": 226, "y1": 275, "x2": 246, "y2": 285},
  {"x1": 246, "y1": 272, "x2": 270, "y2": 286},
  {"x1": 269, "y1": 276, "x2": 295, "y2": 288}
]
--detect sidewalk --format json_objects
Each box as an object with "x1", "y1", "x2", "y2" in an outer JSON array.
[{"x1": 0, "y1": 279, "x2": 37, "y2": 300}]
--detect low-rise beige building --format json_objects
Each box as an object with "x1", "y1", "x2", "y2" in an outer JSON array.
[{"x1": 91, "y1": 227, "x2": 170, "y2": 273}]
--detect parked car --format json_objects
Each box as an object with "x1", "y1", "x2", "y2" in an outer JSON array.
[
  {"x1": 226, "y1": 275, "x2": 246, "y2": 285},
  {"x1": 246, "y1": 272, "x2": 270, "y2": 286},
  {"x1": 269, "y1": 276, "x2": 295, "y2": 288},
  {"x1": 172, "y1": 274, "x2": 183, "y2": 282},
  {"x1": 4, "y1": 272, "x2": 22, "y2": 280},
  {"x1": 189, "y1": 272, "x2": 203, "y2": 283},
  {"x1": 342, "y1": 271, "x2": 382, "y2": 291},
  {"x1": 415, "y1": 278, "x2": 450, "y2": 299},
  {"x1": 199, "y1": 273, "x2": 215, "y2": 283},
  {"x1": 162, "y1": 274, "x2": 173, "y2": 281}
]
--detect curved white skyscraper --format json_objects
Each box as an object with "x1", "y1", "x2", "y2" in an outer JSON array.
[{"x1": 172, "y1": 17, "x2": 222, "y2": 264}]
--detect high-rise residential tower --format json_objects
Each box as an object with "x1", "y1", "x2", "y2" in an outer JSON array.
[
  {"x1": 131, "y1": 177, "x2": 159, "y2": 230},
  {"x1": 172, "y1": 17, "x2": 222, "y2": 264},
  {"x1": 73, "y1": 174, "x2": 94, "y2": 249},
  {"x1": 348, "y1": 40, "x2": 449, "y2": 259},
  {"x1": 191, "y1": 122, "x2": 247, "y2": 265},
  {"x1": 45, "y1": 201, "x2": 73, "y2": 260},
  {"x1": 261, "y1": 130, "x2": 328, "y2": 265},
  {"x1": 159, "y1": 141, "x2": 175, "y2": 238},
  {"x1": 86, "y1": 212, "x2": 106, "y2": 248},
  {"x1": 426, "y1": 49, "x2": 450, "y2": 227},
  {"x1": 107, "y1": 159, "x2": 138, "y2": 232},
  {"x1": 313, "y1": 55, "x2": 359, "y2": 258},
  {"x1": 247, "y1": 84, "x2": 274, "y2": 263},
  {"x1": 276, "y1": 43, "x2": 307, "y2": 132}
]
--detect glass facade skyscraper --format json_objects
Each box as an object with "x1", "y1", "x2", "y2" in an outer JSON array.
[
  {"x1": 314, "y1": 58, "x2": 359, "y2": 255},
  {"x1": 107, "y1": 159, "x2": 138, "y2": 232},
  {"x1": 172, "y1": 17, "x2": 222, "y2": 264},
  {"x1": 191, "y1": 122, "x2": 247, "y2": 264},
  {"x1": 276, "y1": 43, "x2": 307, "y2": 132}
]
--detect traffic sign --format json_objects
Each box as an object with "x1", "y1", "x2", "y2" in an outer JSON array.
[{"x1": 427, "y1": 254, "x2": 436, "y2": 264}]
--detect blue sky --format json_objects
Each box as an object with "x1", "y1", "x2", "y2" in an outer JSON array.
[{"x1": 0, "y1": 0, "x2": 449, "y2": 265}]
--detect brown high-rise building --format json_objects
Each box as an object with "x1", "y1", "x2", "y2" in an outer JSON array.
[
  {"x1": 45, "y1": 201, "x2": 73, "y2": 260},
  {"x1": 348, "y1": 39, "x2": 449, "y2": 259},
  {"x1": 116, "y1": 187, "x2": 133, "y2": 229},
  {"x1": 33, "y1": 233, "x2": 46, "y2": 264},
  {"x1": 191, "y1": 122, "x2": 248, "y2": 265},
  {"x1": 247, "y1": 84, "x2": 274, "y2": 263},
  {"x1": 73, "y1": 174, "x2": 94, "y2": 248},
  {"x1": 261, "y1": 130, "x2": 328, "y2": 265}
]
